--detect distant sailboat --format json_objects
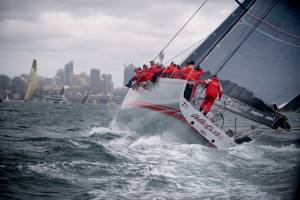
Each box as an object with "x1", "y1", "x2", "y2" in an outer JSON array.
[
  {"x1": 82, "y1": 92, "x2": 89, "y2": 104},
  {"x1": 24, "y1": 59, "x2": 38, "y2": 101},
  {"x1": 4, "y1": 94, "x2": 11, "y2": 102},
  {"x1": 45, "y1": 86, "x2": 68, "y2": 103}
]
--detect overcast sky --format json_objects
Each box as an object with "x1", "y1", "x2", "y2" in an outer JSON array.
[{"x1": 0, "y1": 0, "x2": 237, "y2": 87}]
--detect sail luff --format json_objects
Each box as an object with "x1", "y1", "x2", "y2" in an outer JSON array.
[
  {"x1": 182, "y1": 0, "x2": 297, "y2": 129},
  {"x1": 196, "y1": 0, "x2": 300, "y2": 104},
  {"x1": 181, "y1": 0, "x2": 256, "y2": 67},
  {"x1": 24, "y1": 59, "x2": 38, "y2": 101},
  {"x1": 215, "y1": 0, "x2": 280, "y2": 75}
]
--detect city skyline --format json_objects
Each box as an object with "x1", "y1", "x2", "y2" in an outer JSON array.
[
  {"x1": 0, "y1": 59, "x2": 115, "y2": 102},
  {"x1": 0, "y1": 0, "x2": 237, "y2": 87},
  {"x1": 1, "y1": 60, "x2": 114, "y2": 88}
]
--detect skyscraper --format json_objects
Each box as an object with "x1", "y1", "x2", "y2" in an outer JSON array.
[
  {"x1": 64, "y1": 61, "x2": 73, "y2": 86},
  {"x1": 101, "y1": 74, "x2": 113, "y2": 95},
  {"x1": 90, "y1": 68, "x2": 100, "y2": 93},
  {"x1": 54, "y1": 68, "x2": 64, "y2": 86},
  {"x1": 124, "y1": 64, "x2": 135, "y2": 86}
]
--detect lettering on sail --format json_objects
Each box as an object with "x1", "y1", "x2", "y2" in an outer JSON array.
[{"x1": 191, "y1": 113, "x2": 223, "y2": 140}]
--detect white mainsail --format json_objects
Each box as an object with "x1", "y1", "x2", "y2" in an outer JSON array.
[{"x1": 24, "y1": 59, "x2": 38, "y2": 101}]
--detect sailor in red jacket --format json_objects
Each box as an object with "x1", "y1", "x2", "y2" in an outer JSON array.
[
  {"x1": 126, "y1": 67, "x2": 142, "y2": 87},
  {"x1": 199, "y1": 75, "x2": 223, "y2": 116},
  {"x1": 131, "y1": 67, "x2": 142, "y2": 81},
  {"x1": 149, "y1": 61, "x2": 159, "y2": 74},
  {"x1": 163, "y1": 62, "x2": 176, "y2": 77},
  {"x1": 136, "y1": 64, "x2": 153, "y2": 84},
  {"x1": 171, "y1": 65, "x2": 181, "y2": 78},
  {"x1": 180, "y1": 61, "x2": 195, "y2": 79},
  {"x1": 186, "y1": 65, "x2": 205, "y2": 82}
]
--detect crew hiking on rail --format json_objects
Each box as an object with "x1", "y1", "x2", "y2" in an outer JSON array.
[
  {"x1": 126, "y1": 60, "x2": 222, "y2": 115},
  {"x1": 127, "y1": 60, "x2": 205, "y2": 87}
]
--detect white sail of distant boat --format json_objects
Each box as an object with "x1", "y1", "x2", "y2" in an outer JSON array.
[
  {"x1": 4, "y1": 94, "x2": 11, "y2": 102},
  {"x1": 24, "y1": 59, "x2": 38, "y2": 101},
  {"x1": 44, "y1": 86, "x2": 68, "y2": 104}
]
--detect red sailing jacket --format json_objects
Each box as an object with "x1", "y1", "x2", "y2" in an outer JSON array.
[
  {"x1": 136, "y1": 68, "x2": 153, "y2": 83},
  {"x1": 156, "y1": 66, "x2": 165, "y2": 75},
  {"x1": 203, "y1": 77, "x2": 223, "y2": 100},
  {"x1": 131, "y1": 69, "x2": 142, "y2": 81},
  {"x1": 186, "y1": 68, "x2": 205, "y2": 81},
  {"x1": 171, "y1": 66, "x2": 181, "y2": 78},
  {"x1": 180, "y1": 64, "x2": 194, "y2": 79},
  {"x1": 149, "y1": 64, "x2": 159, "y2": 74},
  {"x1": 164, "y1": 66, "x2": 172, "y2": 75}
]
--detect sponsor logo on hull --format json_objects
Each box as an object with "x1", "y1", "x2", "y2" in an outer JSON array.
[{"x1": 191, "y1": 113, "x2": 224, "y2": 140}]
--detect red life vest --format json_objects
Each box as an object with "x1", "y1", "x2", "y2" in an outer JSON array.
[
  {"x1": 204, "y1": 77, "x2": 223, "y2": 99},
  {"x1": 149, "y1": 64, "x2": 158, "y2": 74},
  {"x1": 180, "y1": 64, "x2": 194, "y2": 79},
  {"x1": 171, "y1": 67, "x2": 180, "y2": 78},
  {"x1": 186, "y1": 68, "x2": 204, "y2": 81},
  {"x1": 136, "y1": 68, "x2": 152, "y2": 83},
  {"x1": 131, "y1": 69, "x2": 142, "y2": 81},
  {"x1": 164, "y1": 66, "x2": 172, "y2": 75}
]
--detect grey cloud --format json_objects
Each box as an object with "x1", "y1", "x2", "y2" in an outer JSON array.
[{"x1": 0, "y1": 0, "x2": 237, "y2": 86}]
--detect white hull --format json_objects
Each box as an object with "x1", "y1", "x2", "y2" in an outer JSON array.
[
  {"x1": 44, "y1": 95, "x2": 68, "y2": 104},
  {"x1": 119, "y1": 78, "x2": 244, "y2": 148}
]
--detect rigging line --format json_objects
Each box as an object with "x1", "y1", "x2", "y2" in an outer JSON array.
[
  {"x1": 152, "y1": 0, "x2": 209, "y2": 61},
  {"x1": 234, "y1": 0, "x2": 246, "y2": 10},
  {"x1": 252, "y1": 127, "x2": 300, "y2": 131},
  {"x1": 215, "y1": 0, "x2": 280, "y2": 75},
  {"x1": 190, "y1": 0, "x2": 256, "y2": 68},
  {"x1": 163, "y1": 36, "x2": 207, "y2": 65},
  {"x1": 240, "y1": 19, "x2": 300, "y2": 48},
  {"x1": 246, "y1": 12, "x2": 300, "y2": 39}
]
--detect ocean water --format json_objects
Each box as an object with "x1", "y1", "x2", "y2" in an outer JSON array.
[{"x1": 0, "y1": 102, "x2": 299, "y2": 200}]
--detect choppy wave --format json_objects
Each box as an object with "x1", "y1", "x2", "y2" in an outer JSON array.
[{"x1": 0, "y1": 102, "x2": 299, "y2": 199}]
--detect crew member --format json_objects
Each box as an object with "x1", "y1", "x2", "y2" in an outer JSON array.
[
  {"x1": 136, "y1": 64, "x2": 152, "y2": 84},
  {"x1": 131, "y1": 67, "x2": 142, "y2": 81},
  {"x1": 171, "y1": 64, "x2": 181, "y2": 78},
  {"x1": 183, "y1": 65, "x2": 205, "y2": 100},
  {"x1": 163, "y1": 62, "x2": 176, "y2": 78},
  {"x1": 180, "y1": 61, "x2": 195, "y2": 80},
  {"x1": 199, "y1": 74, "x2": 223, "y2": 116},
  {"x1": 186, "y1": 65, "x2": 204, "y2": 82},
  {"x1": 126, "y1": 67, "x2": 141, "y2": 87},
  {"x1": 149, "y1": 61, "x2": 158, "y2": 74}
]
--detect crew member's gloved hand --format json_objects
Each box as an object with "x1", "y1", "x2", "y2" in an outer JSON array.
[{"x1": 126, "y1": 80, "x2": 133, "y2": 88}]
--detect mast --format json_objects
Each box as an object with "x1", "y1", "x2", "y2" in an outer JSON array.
[{"x1": 181, "y1": 0, "x2": 256, "y2": 67}]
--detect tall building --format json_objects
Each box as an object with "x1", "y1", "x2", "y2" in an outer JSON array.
[
  {"x1": 54, "y1": 68, "x2": 64, "y2": 86},
  {"x1": 101, "y1": 74, "x2": 113, "y2": 95},
  {"x1": 71, "y1": 75, "x2": 84, "y2": 87},
  {"x1": 0, "y1": 75, "x2": 11, "y2": 99},
  {"x1": 0, "y1": 75, "x2": 11, "y2": 91},
  {"x1": 79, "y1": 72, "x2": 89, "y2": 87},
  {"x1": 124, "y1": 64, "x2": 135, "y2": 86},
  {"x1": 64, "y1": 61, "x2": 73, "y2": 86},
  {"x1": 90, "y1": 68, "x2": 100, "y2": 93},
  {"x1": 11, "y1": 76, "x2": 26, "y2": 99}
]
